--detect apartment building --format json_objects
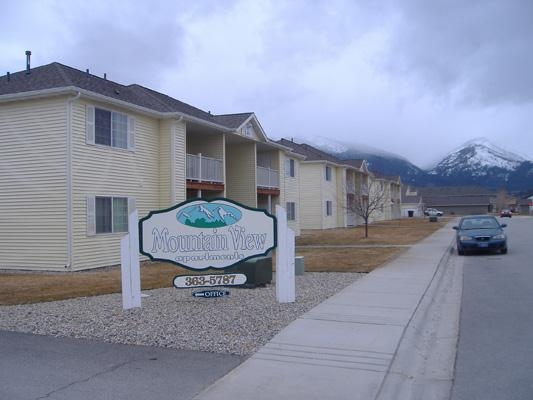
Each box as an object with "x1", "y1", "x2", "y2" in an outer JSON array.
[{"x1": 0, "y1": 61, "x2": 300, "y2": 271}]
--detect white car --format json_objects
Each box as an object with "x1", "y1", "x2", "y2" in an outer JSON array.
[{"x1": 424, "y1": 208, "x2": 443, "y2": 216}]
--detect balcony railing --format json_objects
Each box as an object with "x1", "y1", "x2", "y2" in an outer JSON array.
[
  {"x1": 186, "y1": 153, "x2": 224, "y2": 183},
  {"x1": 346, "y1": 181, "x2": 355, "y2": 194},
  {"x1": 257, "y1": 166, "x2": 279, "y2": 188}
]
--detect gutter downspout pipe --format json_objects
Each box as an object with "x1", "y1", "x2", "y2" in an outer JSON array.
[
  {"x1": 170, "y1": 116, "x2": 184, "y2": 205},
  {"x1": 66, "y1": 91, "x2": 81, "y2": 269}
]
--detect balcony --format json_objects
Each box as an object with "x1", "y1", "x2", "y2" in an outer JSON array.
[
  {"x1": 346, "y1": 181, "x2": 355, "y2": 194},
  {"x1": 257, "y1": 166, "x2": 279, "y2": 189},
  {"x1": 186, "y1": 154, "x2": 224, "y2": 183}
]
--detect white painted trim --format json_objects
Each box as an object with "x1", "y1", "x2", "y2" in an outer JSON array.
[
  {"x1": 66, "y1": 92, "x2": 81, "y2": 269},
  {"x1": 170, "y1": 123, "x2": 176, "y2": 204}
]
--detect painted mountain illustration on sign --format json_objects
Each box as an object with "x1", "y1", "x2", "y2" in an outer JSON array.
[{"x1": 176, "y1": 203, "x2": 242, "y2": 228}]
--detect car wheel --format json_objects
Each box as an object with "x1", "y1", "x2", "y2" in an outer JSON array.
[
  {"x1": 457, "y1": 247, "x2": 464, "y2": 256},
  {"x1": 501, "y1": 247, "x2": 508, "y2": 254}
]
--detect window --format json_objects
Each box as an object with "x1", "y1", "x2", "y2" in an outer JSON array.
[
  {"x1": 243, "y1": 123, "x2": 253, "y2": 137},
  {"x1": 95, "y1": 108, "x2": 128, "y2": 149},
  {"x1": 326, "y1": 200, "x2": 332, "y2": 216},
  {"x1": 286, "y1": 202, "x2": 296, "y2": 221},
  {"x1": 87, "y1": 196, "x2": 133, "y2": 235},
  {"x1": 285, "y1": 158, "x2": 295, "y2": 177},
  {"x1": 86, "y1": 105, "x2": 134, "y2": 150},
  {"x1": 325, "y1": 165, "x2": 332, "y2": 181}
]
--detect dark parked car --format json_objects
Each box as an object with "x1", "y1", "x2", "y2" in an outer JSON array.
[
  {"x1": 453, "y1": 215, "x2": 507, "y2": 255},
  {"x1": 500, "y1": 209, "x2": 512, "y2": 218}
]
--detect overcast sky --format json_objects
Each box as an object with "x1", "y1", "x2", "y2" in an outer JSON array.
[{"x1": 2, "y1": 0, "x2": 533, "y2": 168}]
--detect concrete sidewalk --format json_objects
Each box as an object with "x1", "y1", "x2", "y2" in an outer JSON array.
[{"x1": 195, "y1": 224, "x2": 457, "y2": 400}]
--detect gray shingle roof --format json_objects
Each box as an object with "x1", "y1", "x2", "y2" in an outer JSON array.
[
  {"x1": 422, "y1": 195, "x2": 493, "y2": 207},
  {"x1": 343, "y1": 159, "x2": 365, "y2": 169},
  {"x1": 276, "y1": 138, "x2": 344, "y2": 163},
  {"x1": 211, "y1": 113, "x2": 254, "y2": 129},
  {"x1": 419, "y1": 186, "x2": 494, "y2": 197},
  {"x1": 0, "y1": 62, "x2": 236, "y2": 128}
]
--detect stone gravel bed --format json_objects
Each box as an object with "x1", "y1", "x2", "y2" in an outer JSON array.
[{"x1": 0, "y1": 272, "x2": 363, "y2": 356}]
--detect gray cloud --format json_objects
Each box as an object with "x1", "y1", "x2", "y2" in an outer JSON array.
[
  {"x1": 387, "y1": 0, "x2": 533, "y2": 105},
  {"x1": 2, "y1": 0, "x2": 533, "y2": 166}
]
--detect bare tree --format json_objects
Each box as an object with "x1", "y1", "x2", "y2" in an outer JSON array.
[{"x1": 346, "y1": 179, "x2": 387, "y2": 238}]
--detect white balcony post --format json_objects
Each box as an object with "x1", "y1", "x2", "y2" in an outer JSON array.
[{"x1": 198, "y1": 153, "x2": 202, "y2": 183}]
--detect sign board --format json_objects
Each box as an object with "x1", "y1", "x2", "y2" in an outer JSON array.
[
  {"x1": 139, "y1": 198, "x2": 277, "y2": 270},
  {"x1": 192, "y1": 290, "x2": 230, "y2": 298},
  {"x1": 173, "y1": 273, "x2": 247, "y2": 288}
]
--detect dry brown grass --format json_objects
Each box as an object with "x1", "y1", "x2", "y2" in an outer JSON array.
[
  {"x1": 296, "y1": 217, "x2": 448, "y2": 246},
  {"x1": 296, "y1": 247, "x2": 403, "y2": 273},
  {"x1": 0, "y1": 217, "x2": 448, "y2": 305}
]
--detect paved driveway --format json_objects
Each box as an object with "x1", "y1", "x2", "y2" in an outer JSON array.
[{"x1": 0, "y1": 331, "x2": 244, "y2": 400}]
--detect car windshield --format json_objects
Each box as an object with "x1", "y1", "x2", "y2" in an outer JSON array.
[{"x1": 460, "y1": 218, "x2": 499, "y2": 230}]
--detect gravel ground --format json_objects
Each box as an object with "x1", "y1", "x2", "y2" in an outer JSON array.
[{"x1": 0, "y1": 272, "x2": 363, "y2": 356}]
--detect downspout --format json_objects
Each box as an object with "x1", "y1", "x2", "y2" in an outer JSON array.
[
  {"x1": 170, "y1": 124, "x2": 176, "y2": 205},
  {"x1": 171, "y1": 116, "x2": 183, "y2": 205},
  {"x1": 66, "y1": 91, "x2": 81, "y2": 269}
]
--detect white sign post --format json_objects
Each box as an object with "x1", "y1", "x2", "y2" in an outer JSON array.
[
  {"x1": 275, "y1": 205, "x2": 295, "y2": 303},
  {"x1": 120, "y1": 210, "x2": 141, "y2": 310}
]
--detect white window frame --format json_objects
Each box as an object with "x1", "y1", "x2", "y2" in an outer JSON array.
[
  {"x1": 325, "y1": 165, "x2": 332, "y2": 181},
  {"x1": 87, "y1": 195, "x2": 136, "y2": 235},
  {"x1": 242, "y1": 123, "x2": 253, "y2": 137},
  {"x1": 326, "y1": 200, "x2": 333, "y2": 216},
  {"x1": 86, "y1": 105, "x2": 135, "y2": 151},
  {"x1": 286, "y1": 201, "x2": 296, "y2": 221},
  {"x1": 285, "y1": 158, "x2": 295, "y2": 177}
]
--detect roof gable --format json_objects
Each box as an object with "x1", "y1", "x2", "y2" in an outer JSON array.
[{"x1": 213, "y1": 113, "x2": 269, "y2": 142}]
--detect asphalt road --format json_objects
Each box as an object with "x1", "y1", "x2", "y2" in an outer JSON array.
[
  {"x1": 0, "y1": 331, "x2": 245, "y2": 400},
  {"x1": 451, "y1": 216, "x2": 533, "y2": 400}
]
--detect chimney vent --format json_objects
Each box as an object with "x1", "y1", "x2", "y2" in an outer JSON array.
[
  {"x1": 25, "y1": 50, "x2": 31, "y2": 74},
  {"x1": 86, "y1": 69, "x2": 89, "y2": 75},
  {"x1": 104, "y1": 73, "x2": 107, "y2": 80},
  {"x1": 6, "y1": 72, "x2": 10, "y2": 82}
]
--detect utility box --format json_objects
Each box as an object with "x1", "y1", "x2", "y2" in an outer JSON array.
[
  {"x1": 429, "y1": 216, "x2": 438, "y2": 222},
  {"x1": 295, "y1": 256, "x2": 305, "y2": 275},
  {"x1": 224, "y1": 256, "x2": 272, "y2": 288}
]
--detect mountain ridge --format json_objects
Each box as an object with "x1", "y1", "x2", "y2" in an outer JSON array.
[{"x1": 295, "y1": 136, "x2": 533, "y2": 193}]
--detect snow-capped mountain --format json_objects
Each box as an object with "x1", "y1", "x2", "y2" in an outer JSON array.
[
  {"x1": 298, "y1": 136, "x2": 427, "y2": 185},
  {"x1": 177, "y1": 204, "x2": 241, "y2": 228},
  {"x1": 429, "y1": 137, "x2": 525, "y2": 177},
  {"x1": 301, "y1": 136, "x2": 533, "y2": 192},
  {"x1": 428, "y1": 138, "x2": 533, "y2": 190}
]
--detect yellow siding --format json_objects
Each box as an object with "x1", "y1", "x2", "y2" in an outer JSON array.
[
  {"x1": 70, "y1": 100, "x2": 161, "y2": 270},
  {"x1": 187, "y1": 133, "x2": 224, "y2": 159},
  {"x1": 174, "y1": 121, "x2": 186, "y2": 204},
  {"x1": 159, "y1": 120, "x2": 172, "y2": 207},
  {"x1": 279, "y1": 152, "x2": 301, "y2": 235},
  {"x1": 322, "y1": 165, "x2": 338, "y2": 229},
  {"x1": 225, "y1": 142, "x2": 256, "y2": 207},
  {"x1": 336, "y1": 168, "x2": 347, "y2": 227},
  {"x1": 0, "y1": 97, "x2": 68, "y2": 270},
  {"x1": 299, "y1": 163, "x2": 324, "y2": 229}
]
